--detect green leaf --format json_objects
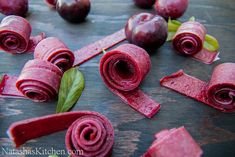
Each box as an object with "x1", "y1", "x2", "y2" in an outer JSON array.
[
  {"x1": 167, "y1": 32, "x2": 177, "y2": 42},
  {"x1": 48, "y1": 155, "x2": 59, "y2": 157},
  {"x1": 102, "y1": 48, "x2": 107, "y2": 54},
  {"x1": 203, "y1": 34, "x2": 220, "y2": 52},
  {"x1": 168, "y1": 18, "x2": 182, "y2": 32},
  {"x1": 56, "y1": 68, "x2": 85, "y2": 113},
  {"x1": 167, "y1": 18, "x2": 182, "y2": 41},
  {"x1": 189, "y1": 16, "x2": 196, "y2": 22},
  {"x1": 0, "y1": 75, "x2": 3, "y2": 83}
]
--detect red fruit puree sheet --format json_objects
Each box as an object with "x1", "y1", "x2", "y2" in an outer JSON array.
[
  {"x1": 142, "y1": 127, "x2": 203, "y2": 157},
  {"x1": 160, "y1": 63, "x2": 235, "y2": 112},
  {"x1": 8, "y1": 111, "x2": 114, "y2": 157}
]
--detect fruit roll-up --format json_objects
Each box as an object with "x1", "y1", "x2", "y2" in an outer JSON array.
[
  {"x1": 172, "y1": 21, "x2": 219, "y2": 64},
  {"x1": 160, "y1": 63, "x2": 235, "y2": 112},
  {"x1": 0, "y1": 15, "x2": 45, "y2": 54},
  {"x1": 34, "y1": 37, "x2": 74, "y2": 72},
  {"x1": 15, "y1": 59, "x2": 63, "y2": 102},
  {"x1": 8, "y1": 111, "x2": 114, "y2": 157},
  {"x1": 142, "y1": 127, "x2": 203, "y2": 157},
  {"x1": 100, "y1": 44, "x2": 161, "y2": 118},
  {"x1": 173, "y1": 21, "x2": 206, "y2": 56}
]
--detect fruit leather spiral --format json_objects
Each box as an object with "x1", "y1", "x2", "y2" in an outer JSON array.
[
  {"x1": 8, "y1": 111, "x2": 114, "y2": 157},
  {"x1": 0, "y1": 59, "x2": 63, "y2": 102},
  {"x1": 142, "y1": 127, "x2": 203, "y2": 157},
  {"x1": 0, "y1": 15, "x2": 45, "y2": 54},
  {"x1": 172, "y1": 21, "x2": 218, "y2": 64},
  {"x1": 34, "y1": 37, "x2": 74, "y2": 72},
  {"x1": 160, "y1": 63, "x2": 235, "y2": 112},
  {"x1": 100, "y1": 44, "x2": 161, "y2": 118}
]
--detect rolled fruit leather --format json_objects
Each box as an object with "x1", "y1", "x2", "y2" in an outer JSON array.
[
  {"x1": 172, "y1": 21, "x2": 219, "y2": 64},
  {"x1": 0, "y1": 59, "x2": 63, "y2": 102},
  {"x1": 0, "y1": 15, "x2": 45, "y2": 54},
  {"x1": 100, "y1": 44, "x2": 161, "y2": 118},
  {"x1": 142, "y1": 126, "x2": 203, "y2": 157},
  {"x1": 160, "y1": 63, "x2": 235, "y2": 112},
  {"x1": 8, "y1": 111, "x2": 114, "y2": 157},
  {"x1": 34, "y1": 37, "x2": 74, "y2": 72}
]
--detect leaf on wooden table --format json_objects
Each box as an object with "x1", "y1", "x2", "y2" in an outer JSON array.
[{"x1": 56, "y1": 68, "x2": 85, "y2": 113}]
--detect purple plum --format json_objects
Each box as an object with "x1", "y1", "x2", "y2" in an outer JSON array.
[
  {"x1": 155, "y1": 0, "x2": 189, "y2": 19},
  {"x1": 125, "y1": 12, "x2": 168, "y2": 50},
  {"x1": 0, "y1": 0, "x2": 28, "y2": 17},
  {"x1": 56, "y1": 0, "x2": 90, "y2": 23}
]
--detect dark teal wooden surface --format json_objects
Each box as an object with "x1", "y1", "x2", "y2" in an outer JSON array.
[{"x1": 0, "y1": 0, "x2": 235, "y2": 156}]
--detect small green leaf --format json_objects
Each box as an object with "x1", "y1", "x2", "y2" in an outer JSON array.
[
  {"x1": 168, "y1": 18, "x2": 182, "y2": 32},
  {"x1": 102, "y1": 48, "x2": 107, "y2": 54},
  {"x1": 167, "y1": 32, "x2": 177, "y2": 41},
  {"x1": 0, "y1": 75, "x2": 3, "y2": 83},
  {"x1": 167, "y1": 18, "x2": 182, "y2": 41},
  {"x1": 189, "y1": 16, "x2": 196, "y2": 22},
  {"x1": 48, "y1": 155, "x2": 59, "y2": 157},
  {"x1": 203, "y1": 34, "x2": 220, "y2": 52},
  {"x1": 56, "y1": 68, "x2": 85, "y2": 113}
]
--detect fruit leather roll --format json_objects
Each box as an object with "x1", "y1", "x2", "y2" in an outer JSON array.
[
  {"x1": 100, "y1": 44, "x2": 161, "y2": 118},
  {"x1": 172, "y1": 21, "x2": 218, "y2": 64},
  {"x1": 34, "y1": 37, "x2": 74, "y2": 72},
  {"x1": 142, "y1": 127, "x2": 203, "y2": 157},
  {"x1": 8, "y1": 111, "x2": 114, "y2": 157},
  {"x1": 160, "y1": 63, "x2": 235, "y2": 112},
  {"x1": 0, "y1": 15, "x2": 45, "y2": 54},
  {"x1": 0, "y1": 59, "x2": 62, "y2": 101},
  {"x1": 16, "y1": 59, "x2": 63, "y2": 102}
]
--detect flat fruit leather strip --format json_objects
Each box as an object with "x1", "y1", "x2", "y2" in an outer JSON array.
[
  {"x1": 160, "y1": 63, "x2": 235, "y2": 112},
  {"x1": 8, "y1": 111, "x2": 114, "y2": 157},
  {"x1": 0, "y1": 59, "x2": 63, "y2": 102},
  {"x1": 0, "y1": 75, "x2": 25, "y2": 98},
  {"x1": 34, "y1": 37, "x2": 75, "y2": 72},
  {"x1": 142, "y1": 126, "x2": 203, "y2": 157},
  {"x1": 172, "y1": 21, "x2": 218, "y2": 64},
  {"x1": 0, "y1": 15, "x2": 45, "y2": 54},
  {"x1": 73, "y1": 29, "x2": 126, "y2": 66},
  {"x1": 100, "y1": 44, "x2": 160, "y2": 118}
]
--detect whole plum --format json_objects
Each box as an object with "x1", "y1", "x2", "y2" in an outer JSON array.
[
  {"x1": 0, "y1": 0, "x2": 28, "y2": 17},
  {"x1": 155, "y1": 0, "x2": 189, "y2": 19},
  {"x1": 125, "y1": 12, "x2": 168, "y2": 50},
  {"x1": 56, "y1": 0, "x2": 90, "y2": 23}
]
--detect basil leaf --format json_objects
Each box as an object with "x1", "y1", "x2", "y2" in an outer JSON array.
[
  {"x1": 203, "y1": 34, "x2": 220, "y2": 52},
  {"x1": 189, "y1": 16, "x2": 196, "y2": 22},
  {"x1": 167, "y1": 18, "x2": 182, "y2": 41},
  {"x1": 168, "y1": 18, "x2": 182, "y2": 32},
  {"x1": 167, "y1": 32, "x2": 177, "y2": 42},
  {"x1": 56, "y1": 68, "x2": 85, "y2": 113},
  {"x1": 48, "y1": 155, "x2": 59, "y2": 157}
]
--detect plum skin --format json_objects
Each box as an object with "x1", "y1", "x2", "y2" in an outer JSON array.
[
  {"x1": 133, "y1": 0, "x2": 156, "y2": 8},
  {"x1": 155, "y1": 0, "x2": 189, "y2": 19},
  {"x1": 125, "y1": 12, "x2": 168, "y2": 50},
  {"x1": 0, "y1": 0, "x2": 28, "y2": 17},
  {"x1": 56, "y1": 0, "x2": 90, "y2": 23}
]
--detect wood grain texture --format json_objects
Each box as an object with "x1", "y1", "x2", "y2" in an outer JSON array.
[{"x1": 0, "y1": 0, "x2": 235, "y2": 157}]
